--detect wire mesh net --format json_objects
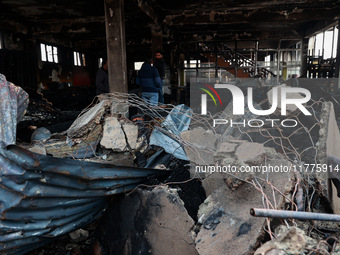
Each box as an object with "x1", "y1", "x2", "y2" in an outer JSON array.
[{"x1": 62, "y1": 91, "x2": 340, "y2": 250}]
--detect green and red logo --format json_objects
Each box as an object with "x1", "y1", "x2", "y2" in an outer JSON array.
[{"x1": 199, "y1": 83, "x2": 223, "y2": 107}]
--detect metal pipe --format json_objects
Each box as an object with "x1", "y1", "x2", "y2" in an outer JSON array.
[
  {"x1": 249, "y1": 48, "x2": 302, "y2": 52},
  {"x1": 215, "y1": 41, "x2": 218, "y2": 78},
  {"x1": 277, "y1": 50, "x2": 280, "y2": 85},
  {"x1": 331, "y1": 26, "x2": 335, "y2": 58},
  {"x1": 250, "y1": 208, "x2": 340, "y2": 222},
  {"x1": 234, "y1": 40, "x2": 238, "y2": 78},
  {"x1": 254, "y1": 41, "x2": 258, "y2": 76},
  {"x1": 322, "y1": 30, "x2": 325, "y2": 58}
]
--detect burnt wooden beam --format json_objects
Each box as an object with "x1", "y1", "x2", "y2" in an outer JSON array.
[
  {"x1": 164, "y1": 7, "x2": 340, "y2": 27},
  {"x1": 136, "y1": 0, "x2": 158, "y2": 23},
  {"x1": 0, "y1": 15, "x2": 29, "y2": 35},
  {"x1": 151, "y1": 24, "x2": 162, "y2": 54},
  {"x1": 171, "y1": 26, "x2": 303, "y2": 42},
  {"x1": 31, "y1": 17, "x2": 105, "y2": 35}
]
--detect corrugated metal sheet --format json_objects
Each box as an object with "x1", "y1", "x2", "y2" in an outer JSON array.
[
  {"x1": 0, "y1": 73, "x2": 29, "y2": 146},
  {"x1": 44, "y1": 124, "x2": 103, "y2": 159},
  {"x1": 0, "y1": 144, "x2": 164, "y2": 254},
  {"x1": 150, "y1": 104, "x2": 192, "y2": 160}
]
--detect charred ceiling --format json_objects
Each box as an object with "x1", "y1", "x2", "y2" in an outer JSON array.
[
  {"x1": 0, "y1": 0, "x2": 340, "y2": 51},
  {"x1": 157, "y1": 0, "x2": 340, "y2": 43}
]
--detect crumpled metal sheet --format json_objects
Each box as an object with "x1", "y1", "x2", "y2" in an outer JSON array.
[
  {"x1": 0, "y1": 144, "x2": 163, "y2": 254},
  {"x1": 149, "y1": 104, "x2": 192, "y2": 160},
  {"x1": 0, "y1": 74, "x2": 29, "y2": 146},
  {"x1": 44, "y1": 124, "x2": 103, "y2": 159}
]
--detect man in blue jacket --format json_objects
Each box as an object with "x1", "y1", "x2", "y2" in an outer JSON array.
[{"x1": 136, "y1": 58, "x2": 161, "y2": 106}]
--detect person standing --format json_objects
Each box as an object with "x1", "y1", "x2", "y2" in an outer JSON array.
[
  {"x1": 136, "y1": 58, "x2": 161, "y2": 106},
  {"x1": 153, "y1": 51, "x2": 165, "y2": 104},
  {"x1": 95, "y1": 58, "x2": 109, "y2": 95}
]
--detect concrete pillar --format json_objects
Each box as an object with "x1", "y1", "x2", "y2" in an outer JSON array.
[
  {"x1": 276, "y1": 50, "x2": 280, "y2": 85},
  {"x1": 335, "y1": 20, "x2": 340, "y2": 88},
  {"x1": 104, "y1": 0, "x2": 127, "y2": 93},
  {"x1": 300, "y1": 38, "x2": 308, "y2": 78},
  {"x1": 179, "y1": 53, "x2": 185, "y2": 86},
  {"x1": 151, "y1": 24, "x2": 163, "y2": 55},
  {"x1": 169, "y1": 46, "x2": 178, "y2": 102},
  {"x1": 215, "y1": 42, "x2": 218, "y2": 78},
  {"x1": 169, "y1": 46, "x2": 177, "y2": 86}
]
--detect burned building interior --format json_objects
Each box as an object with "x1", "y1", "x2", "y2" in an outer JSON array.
[{"x1": 1, "y1": 0, "x2": 340, "y2": 255}]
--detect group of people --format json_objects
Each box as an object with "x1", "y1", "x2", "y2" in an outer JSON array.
[{"x1": 95, "y1": 51, "x2": 165, "y2": 107}]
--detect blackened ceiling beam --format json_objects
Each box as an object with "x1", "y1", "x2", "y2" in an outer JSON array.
[
  {"x1": 135, "y1": 0, "x2": 158, "y2": 23},
  {"x1": 170, "y1": 24, "x2": 303, "y2": 42},
  {"x1": 0, "y1": 13, "x2": 30, "y2": 35},
  {"x1": 158, "y1": 1, "x2": 340, "y2": 43},
  {"x1": 1, "y1": 0, "x2": 340, "y2": 52},
  {"x1": 31, "y1": 17, "x2": 105, "y2": 36},
  {"x1": 164, "y1": 7, "x2": 340, "y2": 29},
  {"x1": 148, "y1": 0, "x2": 340, "y2": 15}
]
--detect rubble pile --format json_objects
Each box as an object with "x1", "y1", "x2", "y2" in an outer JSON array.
[
  {"x1": 17, "y1": 88, "x2": 80, "y2": 143},
  {"x1": 2, "y1": 83, "x2": 340, "y2": 254}
]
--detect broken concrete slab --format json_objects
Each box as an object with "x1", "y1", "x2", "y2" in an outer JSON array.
[
  {"x1": 213, "y1": 140, "x2": 242, "y2": 162},
  {"x1": 121, "y1": 121, "x2": 138, "y2": 150},
  {"x1": 212, "y1": 141, "x2": 266, "y2": 190},
  {"x1": 254, "y1": 226, "x2": 306, "y2": 255},
  {"x1": 201, "y1": 172, "x2": 226, "y2": 197},
  {"x1": 235, "y1": 142, "x2": 266, "y2": 165},
  {"x1": 264, "y1": 146, "x2": 284, "y2": 160},
  {"x1": 110, "y1": 98, "x2": 129, "y2": 115},
  {"x1": 143, "y1": 188, "x2": 198, "y2": 255},
  {"x1": 95, "y1": 187, "x2": 198, "y2": 255},
  {"x1": 99, "y1": 117, "x2": 138, "y2": 152},
  {"x1": 100, "y1": 117, "x2": 127, "y2": 152},
  {"x1": 195, "y1": 166, "x2": 294, "y2": 255},
  {"x1": 181, "y1": 127, "x2": 219, "y2": 165},
  {"x1": 213, "y1": 140, "x2": 266, "y2": 166},
  {"x1": 254, "y1": 225, "x2": 324, "y2": 255},
  {"x1": 216, "y1": 142, "x2": 237, "y2": 153},
  {"x1": 67, "y1": 100, "x2": 111, "y2": 138},
  {"x1": 201, "y1": 141, "x2": 292, "y2": 194},
  {"x1": 97, "y1": 93, "x2": 129, "y2": 115},
  {"x1": 221, "y1": 158, "x2": 254, "y2": 190},
  {"x1": 316, "y1": 101, "x2": 340, "y2": 214}
]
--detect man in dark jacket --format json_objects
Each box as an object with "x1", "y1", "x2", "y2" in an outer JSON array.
[
  {"x1": 95, "y1": 58, "x2": 109, "y2": 95},
  {"x1": 136, "y1": 59, "x2": 161, "y2": 106},
  {"x1": 153, "y1": 51, "x2": 166, "y2": 104}
]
